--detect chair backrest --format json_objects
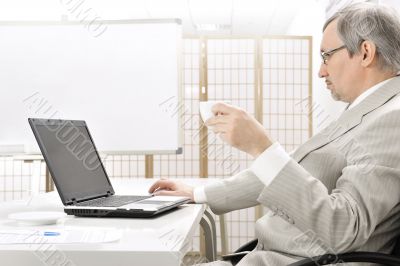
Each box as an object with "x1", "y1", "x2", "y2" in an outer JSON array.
[{"x1": 393, "y1": 237, "x2": 400, "y2": 256}]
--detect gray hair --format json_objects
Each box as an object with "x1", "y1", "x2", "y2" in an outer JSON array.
[{"x1": 323, "y1": 2, "x2": 400, "y2": 74}]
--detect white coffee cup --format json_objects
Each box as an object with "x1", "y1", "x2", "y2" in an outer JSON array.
[{"x1": 199, "y1": 101, "x2": 230, "y2": 122}]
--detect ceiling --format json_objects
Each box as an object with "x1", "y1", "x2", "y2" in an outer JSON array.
[
  {"x1": 94, "y1": 0, "x2": 323, "y2": 35},
  {"x1": 0, "y1": 0, "x2": 398, "y2": 36},
  {"x1": 0, "y1": 0, "x2": 321, "y2": 35}
]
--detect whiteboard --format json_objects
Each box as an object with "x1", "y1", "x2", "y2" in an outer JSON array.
[{"x1": 0, "y1": 19, "x2": 183, "y2": 155}]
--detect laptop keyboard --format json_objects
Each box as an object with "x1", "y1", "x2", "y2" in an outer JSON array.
[{"x1": 75, "y1": 195, "x2": 152, "y2": 207}]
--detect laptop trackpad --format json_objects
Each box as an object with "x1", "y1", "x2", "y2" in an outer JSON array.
[{"x1": 120, "y1": 196, "x2": 186, "y2": 210}]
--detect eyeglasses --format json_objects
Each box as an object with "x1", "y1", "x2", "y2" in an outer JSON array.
[{"x1": 320, "y1": 45, "x2": 346, "y2": 65}]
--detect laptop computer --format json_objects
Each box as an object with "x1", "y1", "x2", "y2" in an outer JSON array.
[{"x1": 28, "y1": 118, "x2": 190, "y2": 218}]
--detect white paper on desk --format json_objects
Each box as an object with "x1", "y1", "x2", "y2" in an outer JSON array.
[{"x1": 0, "y1": 229, "x2": 122, "y2": 244}]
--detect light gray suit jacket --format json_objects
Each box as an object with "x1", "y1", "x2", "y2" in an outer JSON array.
[{"x1": 203, "y1": 76, "x2": 400, "y2": 266}]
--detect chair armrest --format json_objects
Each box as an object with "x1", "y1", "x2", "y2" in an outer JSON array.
[
  {"x1": 222, "y1": 239, "x2": 258, "y2": 266},
  {"x1": 234, "y1": 239, "x2": 258, "y2": 253},
  {"x1": 289, "y1": 252, "x2": 400, "y2": 266}
]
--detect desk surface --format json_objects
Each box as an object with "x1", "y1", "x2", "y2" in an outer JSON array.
[{"x1": 0, "y1": 178, "x2": 208, "y2": 266}]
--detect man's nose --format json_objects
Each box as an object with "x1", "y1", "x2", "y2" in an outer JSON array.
[{"x1": 318, "y1": 62, "x2": 328, "y2": 78}]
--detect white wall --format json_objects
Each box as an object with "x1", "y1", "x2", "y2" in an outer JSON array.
[
  {"x1": 379, "y1": 0, "x2": 400, "y2": 11},
  {"x1": 287, "y1": 0, "x2": 346, "y2": 135}
]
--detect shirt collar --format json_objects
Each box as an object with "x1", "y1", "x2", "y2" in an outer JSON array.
[{"x1": 347, "y1": 77, "x2": 395, "y2": 110}]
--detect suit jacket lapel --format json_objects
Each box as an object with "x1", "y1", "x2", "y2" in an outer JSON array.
[{"x1": 292, "y1": 76, "x2": 400, "y2": 163}]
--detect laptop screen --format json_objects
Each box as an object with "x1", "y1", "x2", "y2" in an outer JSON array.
[{"x1": 29, "y1": 119, "x2": 114, "y2": 204}]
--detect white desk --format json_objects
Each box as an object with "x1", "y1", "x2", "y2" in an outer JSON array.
[{"x1": 0, "y1": 179, "x2": 216, "y2": 266}]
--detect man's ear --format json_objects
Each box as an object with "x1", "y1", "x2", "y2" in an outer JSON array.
[{"x1": 360, "y1": 40, "x2": 377, "y2": 67}]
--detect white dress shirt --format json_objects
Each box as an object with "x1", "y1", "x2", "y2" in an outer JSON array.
[
  {"x1": 193, "y1": 77, "x2": 395, "y2": 203},
  {"x1": 347, "y1": 78, "x2": 392, "y2": 110}
]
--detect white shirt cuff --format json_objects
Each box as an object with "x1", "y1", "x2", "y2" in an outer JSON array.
[
  {"x1": 251, "y1": 142, "x2": 291, "y2": 186},
  {"x1": 193, "y1": 186, "x2": 208, "y2": 203}
]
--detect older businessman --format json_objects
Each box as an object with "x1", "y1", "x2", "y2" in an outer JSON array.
[{"x1": 149, "y1": 3, "x2": 400, "y2": 265}]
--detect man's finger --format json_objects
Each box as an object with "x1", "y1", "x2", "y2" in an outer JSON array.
[
  {"x1": 206, "y1": 115, "x2": 229, "y2": 126},
  {"x1": 148, "y1": 179, "x2": 172, "y2": 193},
  {"x1": 153, "y1": 190, "x2": 179, "y2": 197},
  {"x1": 211, "y1": 124, "x2": 228, "y2": 134},
  {"x1": 148, "y1": 181, "x2": 161, "y2": 193},
  {"x1": 211, "y1": 102, "x2": 233, "y2": 115}
]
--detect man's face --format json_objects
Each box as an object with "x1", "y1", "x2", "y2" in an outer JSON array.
[{"x1": 319, "y1": 20, "x2": 362, "y2": 103}]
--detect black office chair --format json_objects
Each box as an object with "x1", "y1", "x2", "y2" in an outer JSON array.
[
  {"x1": 289, "y1": 238, "x2": 400, "y2": 266},
  {"x1": 224, "y1": 237, "x2": 400, "y2": 266},
  {"x1": 222, "y1": 239, "x2": 259, "y2": 265}
]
